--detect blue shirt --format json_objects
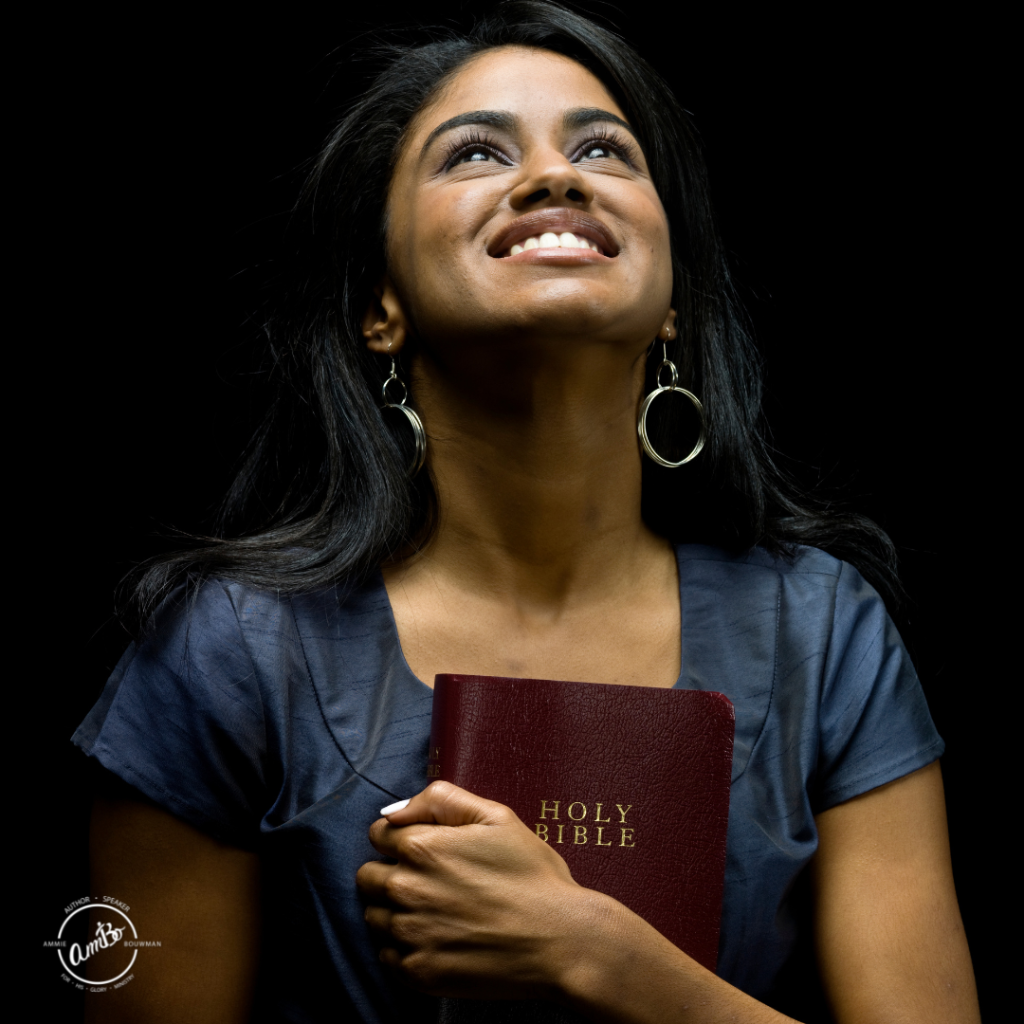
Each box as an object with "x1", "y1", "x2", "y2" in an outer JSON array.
[{"x1": 73, "y1": 544, "x2": 943, "y2": 1022}]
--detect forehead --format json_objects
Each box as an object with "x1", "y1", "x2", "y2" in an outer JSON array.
[{"x1": 407, "y1": 46, "x2": 627, "y2": 146}]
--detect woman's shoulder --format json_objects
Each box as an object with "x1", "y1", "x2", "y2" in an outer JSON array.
[
  {"x1": 74, "y1": 570, "x2": 405, "y2": 844},
  {"x1": 674, "y1": 541, "x2": 905, "y2": 702},
  {"x1": 675, "y1": 541, "x2": 846, "y2": 577},
  {"x1": 79, "y1": 571, "x2": 396, "y2": 759},
  {"x1": 673, "y1": 542, "x2": 871, "y2": 621},
  {"x1": 674, "y1": 547, "x2": 941, "y2": 811},
  {"x1": 137, "y1": 570, "x2": 393, "y2": 652}
]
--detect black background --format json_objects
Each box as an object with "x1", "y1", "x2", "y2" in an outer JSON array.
[{"x1": 32, "y1": 2, "x2": 1000, "y2": 1017}]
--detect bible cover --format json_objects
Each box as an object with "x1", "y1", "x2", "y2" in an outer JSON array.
[{"x1": 428, "y1": 674, "x2": 735, "y2": 972}]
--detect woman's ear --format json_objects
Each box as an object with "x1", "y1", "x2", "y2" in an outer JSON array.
[
  {"x1": 659, "y1": 308, "x2": 678, "y2": 342},
  {"x1": 362, "y1": 275, "x2": 410, "y2": 354}
]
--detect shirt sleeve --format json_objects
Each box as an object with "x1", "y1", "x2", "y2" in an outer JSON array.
[
  {"x1": 72, "y1": 581, "x2": 269, "y2": 848},
  {"x1": 813, "y1": 560, "x2": 944, "y2": 811}
]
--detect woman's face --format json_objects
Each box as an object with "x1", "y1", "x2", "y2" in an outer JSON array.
[{"x1": 382, "y1": 46, "x2": 675, "y2": 361}]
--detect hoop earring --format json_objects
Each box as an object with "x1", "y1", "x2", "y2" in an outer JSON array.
[
  {"x1": 637, "y1": 341, "x2": 707, "y2": 468},
  {"x1": 381, "y1": 354, "x2": 426, "y2": 476}
]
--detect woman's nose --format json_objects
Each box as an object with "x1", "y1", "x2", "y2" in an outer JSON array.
[{"x1": 509, "y1": 149, "x2": 593, "y2": 208}]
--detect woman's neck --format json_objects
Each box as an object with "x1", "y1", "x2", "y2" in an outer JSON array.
[{"x1": 397, "y1": 338, "x2": 670, "y2": 615}]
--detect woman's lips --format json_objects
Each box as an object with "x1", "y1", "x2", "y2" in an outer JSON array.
[{"x1": 488, "y1": 210, "x2": 619, "y2": 259}]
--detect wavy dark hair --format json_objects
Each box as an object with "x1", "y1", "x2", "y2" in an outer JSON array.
[{"x1": 128, "y1": 0, "x2": 902, "y2": 629}]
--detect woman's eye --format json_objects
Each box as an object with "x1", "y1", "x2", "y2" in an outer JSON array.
[
  {"x1": 453, "y1": 146, "x2": 500, "y2": 165},
  {"x1": 579, "y1": 143, "x2": 618, "y2": 161}
]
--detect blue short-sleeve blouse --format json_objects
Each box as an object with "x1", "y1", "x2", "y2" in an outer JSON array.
[{"x1": 73, "y1": 543, "x2": 944, "y2": 1022}]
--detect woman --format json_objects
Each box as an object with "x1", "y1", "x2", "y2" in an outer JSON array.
[{"x1": 76, "y1": 3, "x2": 980, "y2": 1021}]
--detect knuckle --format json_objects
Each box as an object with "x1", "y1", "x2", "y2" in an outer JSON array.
[
  {"x1": 401, "y1": 950, "x2": 439, "y2": 990},
  {"x1": 382, "y1": 873, "x2": 403, "y2": 903},
  {"x1": 388, "y1": 912, "x2": 419, "y2": 945},
  {"x1": 383, "y1": 871, "x2": 415, "y2": 906},
  {"x1": 430, "y1": 780, "x2": 466, "y2": 813},
  {"x1": 491, "y1": 801, "x2": 517, "y2": 824},
  {"x1": 402, "y1": 830, "x2": 436, "y2": 863}
]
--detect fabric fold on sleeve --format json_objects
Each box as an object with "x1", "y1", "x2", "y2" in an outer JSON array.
[
  {"x1": 72, "y1": 582, "x2": 268, "y2": 848},
  {"x1": 814, "y1": 561, "x2": 944, "y2": 811}
]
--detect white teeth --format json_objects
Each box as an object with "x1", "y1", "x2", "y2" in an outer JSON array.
[{"x1": 505, "y1": 233, "x2": 603, "y2": 256}]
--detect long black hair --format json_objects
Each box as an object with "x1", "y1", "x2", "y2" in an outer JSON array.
[{"x1": 127, "y1": 0, "x2": 902, "y2": 628}]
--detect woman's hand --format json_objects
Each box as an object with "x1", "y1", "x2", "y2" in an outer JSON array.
[
  {"x1": 357, "y1": 767, "x2": 981, "y2": 1024},
  {"x1": 356, "y1": 780, "x2": 603, "y2": 1000}
]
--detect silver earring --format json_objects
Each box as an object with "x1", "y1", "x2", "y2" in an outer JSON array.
[
  {"x1": 381, "y1": 354, "x2": 426, "y2": 476},
  {"x1": 637, "y1": 340, "x2": 706, "y2": 468}
]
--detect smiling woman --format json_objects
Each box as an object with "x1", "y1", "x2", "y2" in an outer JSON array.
[{"x1": 75, "y1": 4, "x2": 979, "y2": 1024}]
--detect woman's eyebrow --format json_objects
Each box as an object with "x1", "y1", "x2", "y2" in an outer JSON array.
[
  {"x1": 421, "y1": 110, "x2": 517, "y2": 157},
  {"x1": 563, "y1": 107, "x2": 635, "y2": 137}
]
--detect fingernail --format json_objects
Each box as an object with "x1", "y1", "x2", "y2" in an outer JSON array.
[{"x1": 380, "y1": 798, "x2": 411, "y2": 816}]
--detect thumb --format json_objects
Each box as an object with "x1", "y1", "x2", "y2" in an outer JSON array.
[{"x1": 380, "y1": 781, "x2": 513, "y2": 828}]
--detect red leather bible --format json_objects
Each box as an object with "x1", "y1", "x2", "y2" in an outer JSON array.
[{"x1": 428, "y1": 674, "x2": 735, "y2": 972}]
